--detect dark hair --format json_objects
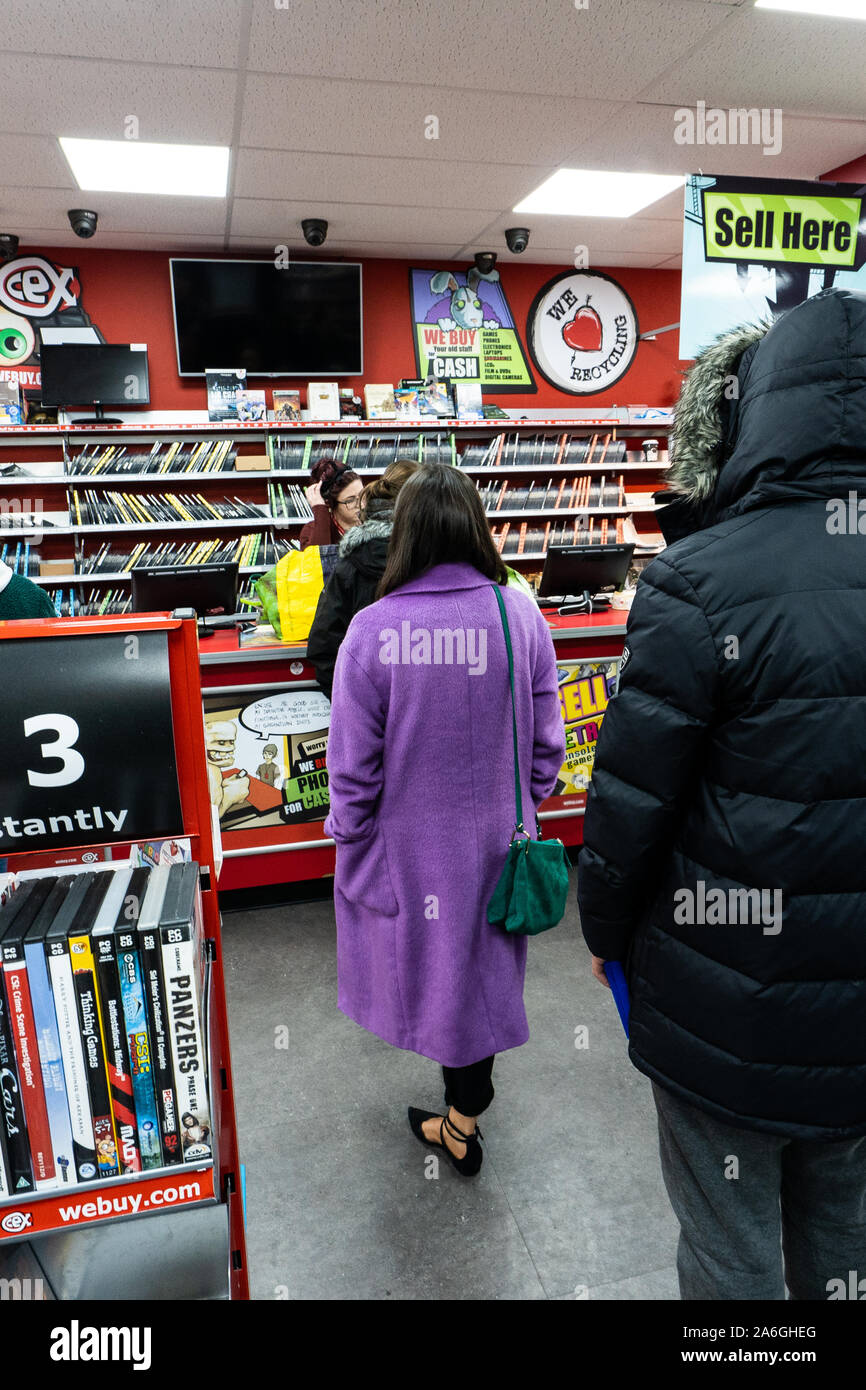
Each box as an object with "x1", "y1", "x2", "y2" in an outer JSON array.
[
  {"x1": 309, "y1": 454, "x2": 361, "y2": 511},
  {"x1": 359, "y1": 457, "x2": 420, "y2": 521},
  {"x1": 377, "y1": 464, "x2": 507, "y2": 598}
]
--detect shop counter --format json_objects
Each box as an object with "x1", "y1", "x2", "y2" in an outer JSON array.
[{"x1": 200, "y1": 609, "x2": 628, "y2": 891}]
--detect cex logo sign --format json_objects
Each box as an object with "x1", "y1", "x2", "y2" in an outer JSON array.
[
  {"x1": 0, "y1": 256, "x2": 80, "y2": 318},
  {"x1": 1, "y1": 1210, "x2": 33, "y2": 1235}
]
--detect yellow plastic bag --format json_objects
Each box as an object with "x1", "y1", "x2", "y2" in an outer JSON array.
[{"x1": 275, "y1": 546, "x2": 325, "y2": 642}]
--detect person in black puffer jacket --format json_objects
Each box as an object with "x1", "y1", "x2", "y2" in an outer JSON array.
[
  {"x1": 307, "y1": 459, "x2": 419, "y2": 698},
  {"x1": 578, "y1": 287, "x2": 866, "y2": 1302}
]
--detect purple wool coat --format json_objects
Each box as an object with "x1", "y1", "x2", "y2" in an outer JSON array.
[{"x1": 323, "y1": 561, "x2": 567, "y2": 1068}]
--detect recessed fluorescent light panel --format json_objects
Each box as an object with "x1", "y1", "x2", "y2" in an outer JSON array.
[
  {"x1": 755, "y1": 0, "x2": 866, "y2": 17},
  {"x1": 513, "y1": 169, "x2": 685, "y2": 219},
  {"x1": 59, "y1": 138, "x2": 230, "y2": 197}
]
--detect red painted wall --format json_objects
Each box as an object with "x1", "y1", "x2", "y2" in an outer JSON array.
[{"x1": 26, "y1": 246, "x2": 687, "y2": 412}]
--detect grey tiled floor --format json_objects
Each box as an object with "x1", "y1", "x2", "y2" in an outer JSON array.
[{"x1": 221, "y1": 872, "x2": 680, "y2": 1301}]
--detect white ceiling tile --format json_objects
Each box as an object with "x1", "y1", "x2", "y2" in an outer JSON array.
[
  {"x1": 231, "y1": 197, "x2": 510, "y2": 244},
  {"x1": 0, "y1": 0, "x2": 245, "y2": 68},
  {"x1": 0, "y1": 186, "x2": 227, "y2": 235},
  {"x1": 469, "y1": 214, "x2": 685, "y2": 257},
  {"x1": 240, "y1": 73, "x2": 622, "y2": 165},
  {"x1": 247, "y1": 0, "x2": 732, "y2": 100},
  {"x1": 0, "y1": 54, "x2": 238, "y2": 142},
  {"x1": 0, "y1": 135, "x2": 78, "y2": 189},
  {"x1": 233, "y1": 148, "x2": 556, "y2": 213},
  {"x1": 559, "y1": 102, "x2": 866, "y2": 180},
  {"x1": 649, "y1": 6, "x2": 866, "y2": 118}
]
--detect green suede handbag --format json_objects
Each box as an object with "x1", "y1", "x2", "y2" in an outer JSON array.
[{"x1": 487, "y1": 584, "x2": 570, "y2": 935}]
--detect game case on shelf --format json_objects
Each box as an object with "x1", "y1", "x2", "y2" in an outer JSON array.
[
  {"x1": 136, "y1": 866, "x2": 182, "y2": 1166},
  {"x1": 159, "y1": 863, "x2": 212, "y2": 1164},
  {"x1": 235, "y1": 390, "x2": 267, "y2": 423},
  {"x1": 91, "y1": 867, "x2": 143, "y2": 1176},
  {"x1": 69, "y1": 891, "x2": 121, "y2": 1180},
  {"x1": 272, "y1": 390, "x2": 301, "y2": 422},
  {"x1": 206, "y1": 369, "x2": 247, "y2": 422},
  {"x1": 115, "y1": 867, "x2": 164, "y2": 1172},
  {"x1": 363, "y1": 384, "x2": 396, "y2": 419},
  {"x1": 1, "y1": 878, "x2": 59, "y2": 1191},
  {"x1": 23, "y1": 875, "x2": 80, "y2": 1189},
  {"x1": 44, "y1": 873, "x2": 100, "y2": 1183}
]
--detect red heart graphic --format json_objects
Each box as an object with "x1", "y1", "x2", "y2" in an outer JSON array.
[{"x1": 562, "y1": 303, "x2": 603, "y2": 353}]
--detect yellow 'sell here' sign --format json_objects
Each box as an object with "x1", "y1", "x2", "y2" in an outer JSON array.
[{"x1": 703, "y1": 191, "x2": 860, "y2": 267}]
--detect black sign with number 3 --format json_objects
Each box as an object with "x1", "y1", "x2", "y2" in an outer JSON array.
[{"x1": 0, "y1": 630, "x2": 183, "y2": 852}]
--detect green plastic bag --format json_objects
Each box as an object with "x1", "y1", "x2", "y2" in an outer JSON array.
[{"x1": 255, "y1": 565, "x2": 282, "y2": 637}]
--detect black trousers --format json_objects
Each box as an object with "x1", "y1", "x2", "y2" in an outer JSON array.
[{"x1": 442, "y1": 1056, "x2": 495, "y2": 1117}]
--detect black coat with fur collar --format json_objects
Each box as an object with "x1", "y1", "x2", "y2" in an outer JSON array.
[
  {"x1": 307, "y1": 510, "x2": 393, "y2": 699},
  {"x1": 578, "y1": 287, "x2": 866, "y2": 1139}
]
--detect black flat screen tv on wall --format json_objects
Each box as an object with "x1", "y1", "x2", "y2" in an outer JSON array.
[{"x1": 169, "y1": 258, "x2": 363, "y2": 377}]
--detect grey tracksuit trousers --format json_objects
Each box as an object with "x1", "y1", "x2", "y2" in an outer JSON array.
[{"x1": 652, "y1": 1083, "x2": 866, "y2": 1301}]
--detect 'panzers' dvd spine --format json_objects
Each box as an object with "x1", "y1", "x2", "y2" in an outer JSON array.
[{"x1": 160, "y1": 917, "x2": 212, "y2": 1163}]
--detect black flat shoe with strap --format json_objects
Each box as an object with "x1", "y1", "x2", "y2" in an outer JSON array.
[{"x1": 407, "y1": 1106, "x2": 484, "y2": 1177}]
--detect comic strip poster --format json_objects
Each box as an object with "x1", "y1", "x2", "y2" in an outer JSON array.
[
  {"x1": 545, "y1": 657, "x2": 623, "y2": 813},
  {"x1": 409, "y1": 266, "x2": 535, "y2": 391},
  {"x1": 202, "y1": 689, "x2": 331, "y2": 835}
]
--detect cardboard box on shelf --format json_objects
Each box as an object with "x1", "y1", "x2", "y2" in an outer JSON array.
[
  {"x1": 39, "y1": 558, "x2": 72, "y2": 577},
  {"x1": 234, "y1": 452, "x2": 271, "y2": 472}
]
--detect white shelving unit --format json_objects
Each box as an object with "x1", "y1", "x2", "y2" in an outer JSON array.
[{"x1": 0, "y1": 413, "x2": 673, "y2": 610}]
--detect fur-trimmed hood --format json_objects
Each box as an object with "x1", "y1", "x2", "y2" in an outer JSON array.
[
  {"x1": 338, "y1": 514, "x2": 393, "y2": 557},
  {"x1": 668, "y1": 320, "x2": 770, "y2": 502},
  {"x1": 665, "y1": 287, "x2": 866, "y2": 530}
]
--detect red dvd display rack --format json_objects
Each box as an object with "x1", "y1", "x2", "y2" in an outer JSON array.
[{"x1": 0, "y1": 611, "x2": 249, "y2": 1300}]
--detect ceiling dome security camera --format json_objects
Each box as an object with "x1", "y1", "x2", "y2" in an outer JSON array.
[
  {"x1": 301, "y1": 218, "x2": 328, "y2": 248},
  {"x1": 0, "y1": 234, "x2": 19, "y2": 262},
  {"x1": 68, "y1": 209, "x2": 98, "y2": 239},
  {"x1": 473, "y1": 250, "x2": 497, "y2": 276},
  {"x1": 505, "y1": 227, "x2": 530, "y2": 255}
]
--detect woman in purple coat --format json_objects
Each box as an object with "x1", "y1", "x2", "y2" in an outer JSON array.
[{"x1": 324, "y1": 466, "x2": 566, "y2": 1176}]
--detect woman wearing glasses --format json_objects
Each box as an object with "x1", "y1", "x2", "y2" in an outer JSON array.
[
  {"x1": 307, "y1": 459, "x2": 419, "y2": 698},
  {"x1": 299, "y1": 456, "x2": 364, "y2": 549}
]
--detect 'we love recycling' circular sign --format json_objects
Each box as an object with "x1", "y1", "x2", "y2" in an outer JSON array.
[{"x1": 527, "y1": 270, "x2": 639, "y2": 395}]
